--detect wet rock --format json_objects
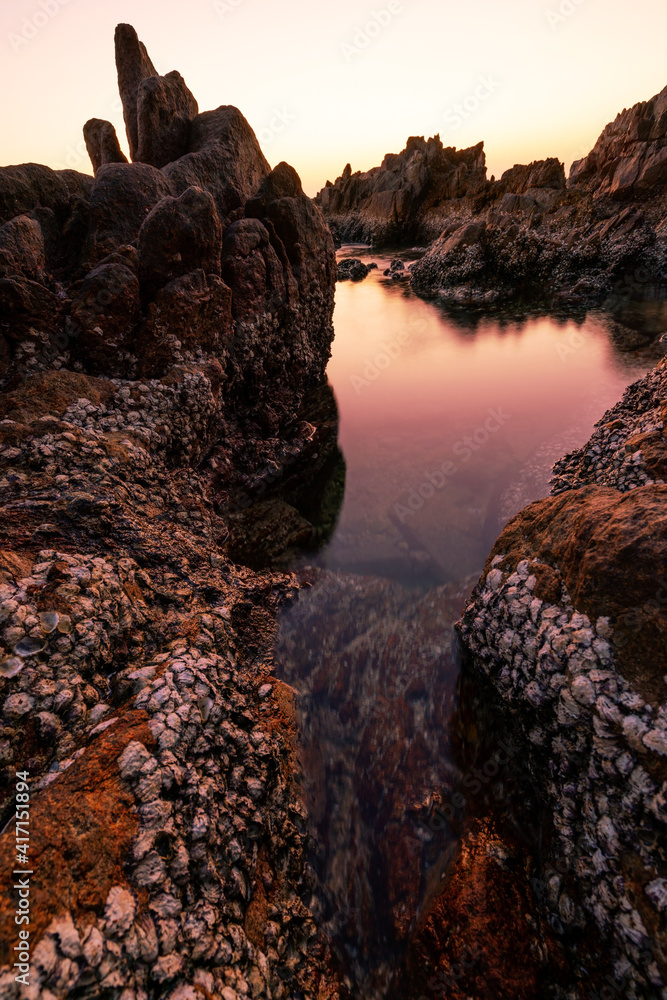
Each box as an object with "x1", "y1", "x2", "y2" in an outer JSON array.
[{"x1": 337, "y1": 257, "x2": 370, "y2": 282}]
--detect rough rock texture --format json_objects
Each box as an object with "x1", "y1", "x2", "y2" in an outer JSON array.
[
  {"x1": 570, "y1": 85, "x2": 667, "y2": 198},
  {"x1": 83, "y1": 119, "x2": 129, "y2": 175},
  {"x1": 317, "y1": 86, "x2": 667, "y2": 313},
  {"x1": 115, "y1": 23, "x2": 159, "y2": 161},
  {"x1": 458, "y1": 358, "x2": 667, "y2": 998},
  {"x1": 314, "y1": 136, "x2": 488, "y2": 246},
  {"x1": 0, "y1": 24, "x2": 342, "y2": 1000}
]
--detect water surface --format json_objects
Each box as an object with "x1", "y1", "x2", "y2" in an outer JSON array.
[{"x1": 274, "y1": 246, "x2": 664, "y2": 996}]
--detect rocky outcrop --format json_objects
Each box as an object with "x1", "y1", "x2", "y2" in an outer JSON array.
[
  {"x1": 0, "y1": 23, "x2": 341, "y2": 1000},
  {"x1": 314, "y1": 136, "x2": 488, "y2": 246},
  {"x1": 570, "y1": 85, "x2": 667, "y2": 199},
  {"x1": 83, "y1": 119, "x2": 129, "y2": 175},
  {"x1": 317, "y1": 86, "x2": 667, "y2": 314},
  {"x1": 458, "y1": 358, "x2": 667, "y2": 998}
]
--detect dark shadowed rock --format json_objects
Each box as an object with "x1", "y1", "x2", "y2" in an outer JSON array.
[
  {"x1": 68, "y1": 262, "x2": 141, "y2": 374},
  {"x1": 0, "y1": 275, "x2": 65, "y2": 343},
  {"x1": 220, "y1": 218, "x2": 286, "y2": 323},
  {"x1": 247, "y1": 162, "x2": 336, "y2": 303},
  {"x1": 114, "y1": 23, "x2": 158, "y2": 160},
  {"x1": 137, "y1": 185, "x2": 222, "y2": 296},
  {"x1": 0, "y1": 214, "x2": 46, "y2": 282},
  {"x1": 163, "y1": 105, "x2": 270, "y2": 223},
  {"x1": 138, "y1": 269, "x2": 232, "y2": 376},
  {"x1": 0, "y1": 164, "x2": 93, "y2": 227},
  {"x1": 86, "y1": 161, "x2": 173, "y2": 266},
  {"x1": 135, "y1": 71, "x2": 199, "y2": 168},
  {"x1": 337, "y1": 257, "x2": 370, "y2": 282},
  {"x1": 83, "y1": 118, "x2": 128, "y2": 174}
]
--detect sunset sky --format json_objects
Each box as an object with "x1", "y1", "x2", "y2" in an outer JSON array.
[{"x1": 1, "y1": 0, "x2": 665, "y2": 196}]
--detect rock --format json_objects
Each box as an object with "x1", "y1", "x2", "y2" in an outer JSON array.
[
  {"x1": 103, "y1": 886, "x2": 136, "y2": 937},
  {"x1": 136, "y1": 71, "x2": 199, "y2": 169},
  {"x1": 314, "y1": 135, "x2": 488, "y2": 246},
  {"x1": 138, "y1": 270, "x2": 232, "y2": 376},
  {"x1": 83, "y1": 119, "x2": 128, "y2": 175},
  {"x1": 163, "y1": 105, "x2": 270, "y2": 224},
  {"x1": 337, "y1": 257, "x2": 370, "y2": 282},
  {"x1": 0, "y1": 215, "x2": 46, "y2": 282},
  {"x1": 569, "y1": 84, "x2": 667, "y2": 198},
  {"x1": 86, "y1": 162, "x2": 173, "y2": 267},
  {"x1": 69, "y1": 262, "x2": 141, "y2": 374},
  {"x1": 114, "y1": 24, "x2": 158, "y2": 161},
  {"x1": 220, "y1": 219, "x2": 286, "y2": 323},
  {"x1": 137, "y1": 186, "x2": 222, "y2": 296},
  {"x1": 0, "y1": 274, "x2": 65, "y2": 342}
]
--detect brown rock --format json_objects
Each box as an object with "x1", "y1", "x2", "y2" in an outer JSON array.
[
  {"x1": 137, "y1": 185, "x2": 222, "y2": 296},
  {"x1": 0, "y1": 214, "x2": 46, "y2": 282},
  {"x1": 114, "y1": 23, "x2": 158, "y2": 161},
  {"x1": 0, "y1": 274, "x2": 64, "y2": 342},
  {"x1": 83, "y1": 118, "x2": 128, "y2": 174},
  {"x1": 138, "y1": 269, "x2": 232, "y2": 376},
  {"x1": 0, "y1": 370, "x2": 115, "y2": 423},
  {"x1": 486, "y1": 484, "x2": 667, "y2": 706},
  {"x1": 0, "y1": 711, "x2": 152, "y2": 963},
  {"x1": 135, "y1": 71, "x2": 199, "y2": 168},
  {"x1": 69, "y1": 262, "x2": 141, "y2": 374},
  {"x1": 85, "y1": 161, "x2": 173, "y2": 266},
  {"x1": 221, "y1": 218, "x2": 287, "y2": 323},
  {"x1": 163, "y1": 105, "x2": 270, "y2": 223},
  {"x1": 393, "y1": 819, "x2": 566, "y2": 1000}
]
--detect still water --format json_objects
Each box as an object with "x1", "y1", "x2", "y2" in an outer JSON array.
[{"x1": 274, "y1": 246, "x2": 663, "y2": 995}]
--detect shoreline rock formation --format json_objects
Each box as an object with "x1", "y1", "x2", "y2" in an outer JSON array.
[
  {"x1": 316, "y1": 86, "x2": 667, "y2": 314},
  {"x1": 0, "y1": 24, "x2": 344, "y2": 1000},
  {"x1": 457, "y1": 358, "x2": 667, "y2": 998}
]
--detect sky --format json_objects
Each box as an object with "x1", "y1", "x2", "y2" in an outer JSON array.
[{"x1": 0, "y1": 0, "x2": 666, "y2": 197}]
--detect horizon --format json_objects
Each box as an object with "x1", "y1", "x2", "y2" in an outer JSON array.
[{"x1": 0, "y1": 0, "x2": 666, "y2": 196}]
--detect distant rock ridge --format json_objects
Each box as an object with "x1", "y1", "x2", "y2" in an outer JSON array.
[{"x1": 317, "y1": 85, "x2": 667, "y2": 314}]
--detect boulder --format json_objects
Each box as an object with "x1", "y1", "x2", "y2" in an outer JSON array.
[
  {"x1": 83, "y1": 119, "x2": 128, "y2": 174},
  {"x1": 135, "y1": 71, "x2": 199, "y2": 168},
  {"x1": 0, "y1": 164, "x2": 93, "y2": 227},
  {"x1": 163, "y1": 105, "x2": 270, "y2": 223},
  {"x1": 137, "y1": 185, "x2": 222, "y2": 296},
  {"x1": 337, "y1": 257, "x2": 370, "y2": 282},
  {"x1": 114, "y1": 23, "x2": 158, "y2": 160},
  {"x1": 0, "y1": 275, "x2": 65, "y2": 342},
  {"x1": 0, "y1": 215, "x2": 46, "y2": 282},
  {"x1": 85, "y1": 162, "x2": 173, "y2": 266},
  {"x1": 68, "y1": 262, "x2": 141, "y2": 374}
]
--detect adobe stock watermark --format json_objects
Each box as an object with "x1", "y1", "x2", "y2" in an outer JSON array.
[
  {"x1": 442, "y1": 75, "x2": 502, "y2": 133},
  {"x1": 257, "y1": 108, "x2": 297, "y2": 147},
  {"x1": 340, "y1": 1, "x2": 404, "y2": 63},
  {"x1": 8, "y1": 0, "x2": 74, "y2": 54},
  {"x1": 545, "y1": 0, "x2": 587, "y2": 30},
  {"x1": 213, "y1": 0, "x2": 246, "y2": 15},
  {"x1": 350, "y1": 316, "x2": 426, "y2": 394},
  {"x1": 393, "y1": 406, "x2": 512, "y2": 523}
]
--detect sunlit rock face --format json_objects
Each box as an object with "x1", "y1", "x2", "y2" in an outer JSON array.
[{"x1": 0, "y1": 23, "x2": 343, "y2": 1000}]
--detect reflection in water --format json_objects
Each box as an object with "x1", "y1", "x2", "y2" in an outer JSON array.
[{"x1": 273, "y1": 247, "x2": 664, "y2": 995}]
